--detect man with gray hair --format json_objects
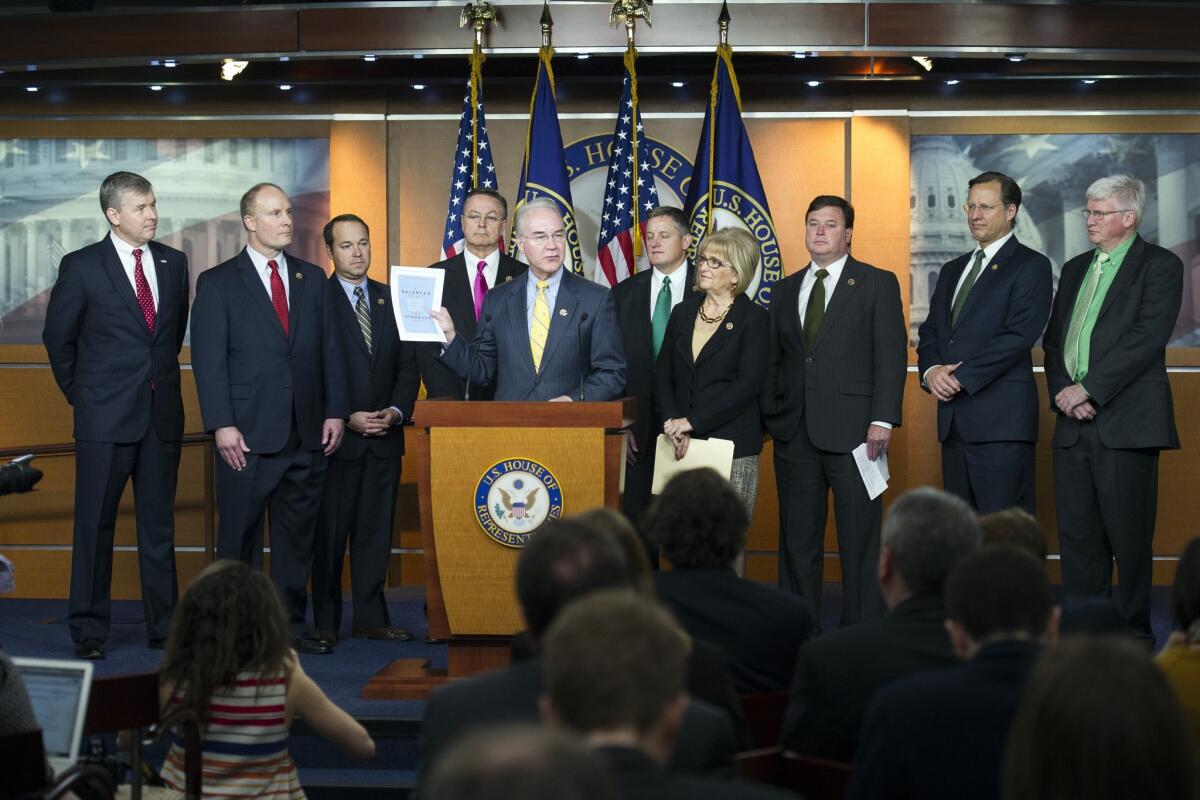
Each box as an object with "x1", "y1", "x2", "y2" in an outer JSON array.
[
  {"x1": 430, "y1": 198, "x2": 625, "y2": 401},
  {"x1": 1042, "y1": 174, "x2": 1183, "y2": 645},
  {"x1": 781, "y1": 486, "x2": 982, "y2": 761},
  {"x1": 43, "y1": 171, "x2": 190, "y2": 659}
]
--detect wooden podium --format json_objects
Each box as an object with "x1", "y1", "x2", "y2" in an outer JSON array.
[{"x1": 363, "y1": 398, "x2": 635, "y2": 700}]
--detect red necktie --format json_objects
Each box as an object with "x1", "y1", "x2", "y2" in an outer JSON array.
[
  {"x1": 268, "y1": 259, "x2": 289, "y2": 336},
  {"x1": 132, "y1": 248, "x2": 156, "y2": 334}
]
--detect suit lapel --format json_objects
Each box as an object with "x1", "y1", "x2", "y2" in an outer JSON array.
[
  {"x1": 331, "y1": 276, "x2": 371, "y2": 361},
  {"x1": 368, "y1": 281, "x2": 388, "y2": 364},
  {"x1": 694, "y1": 294, "x2": 745, "y2": 367},
  {"x1": 939, "y1": 253, "x2": 970, "y2": 330},
  {"x1": 101, "y1": 237, "x2": 152, "y2": 338},
  {"x1": 540, "y1": 271, "x2": 580, "y2": 371},
  {"x1": 284, "y1": 252, "x2": 305, "y2": 344},
  {"x1": 633, "y1": 270, "x2": 654, "y2": 356},
  {"x1": 810, "y1": 259, "x2": 860, "y2": 351},
  {"x1": 238, "y1": 249, "x2": 288, "y2": 340},
  {"x1": 145, "y1": 241, "x2": 172, "y2": 343},
  {"x1": 506, "y1": 273, "x2": 537, "y2": 378},
  {"x1": 951, "y1": 237, "x2": 1017, "y2": 331},
  {"x1": 1096, "y1": 235, "x2": 1143, "y2": 323}
]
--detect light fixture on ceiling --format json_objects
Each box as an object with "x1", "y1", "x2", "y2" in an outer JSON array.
[
  {"x1": 164, "y1": 58, "x2": 177, "y2": 68},
  {"x1": 413, "y1": 53, "x2": 425, "y2": 60},
  {"x1": 1007, "y1": 53, "x2": 1026, "y2": 62},
  {"x1": 279, "y1": 56, "x2": 290, "y2": 62},
  {"x1": 912, "y1": 56, "x2": 933, "y2": 72},
  {"x1": 150, "y1": 59, "x2": 160, "y2": 66},
  {"x1": 671, "y1": 81, "x2": 685, "y2": 88},
  {"x1": 945, "y1": 79, "x2": 960, "y2": 86},
  {"x1": 577, "y1": 53, "x2": 591, "y2": 60},
  {"x1": 221, "y1": 59, "x2": 249, "y2": 81},
  {"x1": 793, "y1": 51, "x2": 806, "y2": 59},
  {"x1": 807, "y1": 80, "x2": 821, "y2": 88},
  {"x1": 412, "y1": 83, "x2": 426, "y2": 91},
  {"x1": 363, "y1": 54, "x2": 377, "y2": 62},
  {"x1": 1082, "y1": 78, "x2": 1098, "y2": 85},
  {"x1": 150, "y1": 85, "x2": 162, "y2": 91},
  {"x1": 279, "y1": 84, "x2": 292, "y2": 91},
  {"x1": 26, "y1": 86, "x2": 38, "y2": 92}
]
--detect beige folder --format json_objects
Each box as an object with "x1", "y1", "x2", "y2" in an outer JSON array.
[{"x1": 651, "y1": 434, "x2": 736, "y2": 494}]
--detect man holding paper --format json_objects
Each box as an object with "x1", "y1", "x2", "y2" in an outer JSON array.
[
  {"x1": 429, "y1": 198, "x2": 624, "y2": 402},
  {"x1": 764, "y1": 195, "x2": 907, "y2": 629}
]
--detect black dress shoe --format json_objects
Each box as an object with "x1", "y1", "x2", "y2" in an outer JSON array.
[
  {"x1": 352, "y1": 625, "x2": 414, "y2": 642},
  {"x1": 75, "y1": 638, "x2": 105, "y2": 660},
  {"x1": 314, "y1": 629, "x2": 338, "y2": 647},
  {"x1": 293, "y1": 635, "x2": 333, "y2": 655}
]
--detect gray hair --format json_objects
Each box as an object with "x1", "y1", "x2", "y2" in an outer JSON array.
[
  {"x1": 99, "y1": 171, "x2": 152, "y2": 215},
  {"x1": 513, "y1": 197, "x2": 563, "y2": 236},
  {"x1": 1086, "y1": 175, "x2": 1146, "y2": 225},
  {"x1": 882, "y1": 487, "x2": 982, "y2": 597}
]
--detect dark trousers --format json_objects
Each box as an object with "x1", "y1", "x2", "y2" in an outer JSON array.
[
  {"x1": 1053, "y1": 423, "x2": 1159, "y2": 643},
  {"x1": 774, "y1": 427, "x2": 884, "y2": 630},
  {"x1": 941, "y1": 421, "x2": 1036, "y2": 514},
  {"x1": 621, "y1": 454, "x2": 659, "y2": 566},
  {"x1": 312, "y1": 452, "x2": 401, "y2": 632},
  {"x1": 215, "y1": 428, "x2": 327, "y2": 635},
  {"x1": 70, "y1": 428, "x2": 180, "y2": 644}
]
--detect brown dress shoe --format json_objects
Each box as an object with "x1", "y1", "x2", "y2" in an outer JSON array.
[
  {"x1": 351, "y1": 625, "x2": 414, "y2": 641},
  {"x1": 314, "y1": 629, "x2": 339, "y2": 647}
]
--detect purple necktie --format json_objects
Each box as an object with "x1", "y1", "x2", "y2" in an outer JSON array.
[{"x1": 473, "y1": 260, "x2": 488, "y2": 321}]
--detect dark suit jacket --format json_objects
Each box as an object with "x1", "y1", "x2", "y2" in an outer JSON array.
[
  {"x1": 781, "y1": 594, "x2": 957, "y2": 760},
  {"x1": 611, "y1": 265, "x2": 695, "y2": 460},
  {"x1": 418, "y1": 658, "x2": 739, "y2": 786},
  {"x1": 653, "y1": 293, "x2": 769, "y2": 458},
  {"x1": 326, "y1": 276, "x2": 419, "y2": 461},
  {"x1": 1042, "y1": 234, "x2": 1182, "y2": 451},
  {"x1": 191, "y1": 248, "x2": 348, "y2": 454},
  {"x1": 654, "y1": 568, "x2": 813, "y2": 693},
  {"x1": 597, "y1": 746, "x2": 798, "y2": 800},
  {"x1": 916, "y1": 236, "x2": 1053, "y2": 443},
  {"x1": 848, "y1": 640, "x2": 1041, "y2": 800},
  {"x1": 764, "y1": 257, "x2": 907, "y2": 452},
  {"x1": 438, "y1": 269, "x2": 625, "y2": 401},
  {"x1": 416, "y1": 251, "x2": 525, "y2": 400},
  {"x1": 43, "y1": 236, "x2": 189, "y2": 444}
]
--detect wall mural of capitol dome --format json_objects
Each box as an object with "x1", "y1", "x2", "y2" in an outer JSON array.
[
  {"x1": 0, "y1": 137, "x2": 329, "y2": 345},
  {"x1": 909, "y1": 133, "x2": 1200, "y2": 348}
]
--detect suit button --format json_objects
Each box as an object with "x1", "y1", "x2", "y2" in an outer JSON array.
[{"x1": 949, "y1": 339, "x2": 954, "y2": 345}]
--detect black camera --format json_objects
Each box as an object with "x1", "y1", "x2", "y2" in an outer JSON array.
[{"x1": 0, "y1": 455, "x2": 43, "y2": 496}]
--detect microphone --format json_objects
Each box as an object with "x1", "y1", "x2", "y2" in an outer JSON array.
[
  {"x1": 577, "y1": 311, "x2": 589, "y2": 402},
  {"x1": 464, "y1": 313, "x2": 492, "y2": 401}
]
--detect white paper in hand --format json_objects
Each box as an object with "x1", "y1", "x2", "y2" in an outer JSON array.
[
  {"x1": 651, "y1": 435, "x2": 735, "y2": 494},
  {"x1": 852, "y1": 443, "x2": 889, "y2": 501}
]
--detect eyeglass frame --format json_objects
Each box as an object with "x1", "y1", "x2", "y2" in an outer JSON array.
[
  {"x1": 696, "y1": 255, "x2": 735, "y2": 270},
  {"x1": 1080, "y1": 209, "x2": 1133, "y2": 220},
  {"x1": 463, "y1": 213, "x2": 505, "y2": 226},
  {"x1": 961, "y1": 202, "x2": 1013, "y2": 215},
  {"x1": 520, "y1": 231, "x2": 568, "y2": 246}
]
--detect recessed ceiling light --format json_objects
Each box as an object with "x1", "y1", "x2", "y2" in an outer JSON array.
[
  {"x1": 150, "y1": 85, "x2": 163, "y2": 91},
  {"x1": 413, "y1": 53, "x2": 425, "y2": 60},
  {"x1": 279, "y1": 56, "x2": 290, "y2": 62},
  {"x1": 1082, "y1": 78, "x2": 1098, "y2": 85},
  {"x1": 164, "y1": 59, "x2": 177, "y2": 68},
  {"x1": 806, "y1": 80, "x2": 821, "y2": 88},
  {"x1": 363, "y1": 54, "x2": 377, "y2": 62},
  {"x1": 671, "y1": 81, "x2": 685, "y2": 88},
  {"x1": 577, "y1": 53, "x2": 590, "y2": 60},
  {"x1": 1007, "y1": 53, "x2": 1026, "y2": 62},
  {"x1": 793, "y1": 51, "x2": 806, "y2": 59},
  {"x1": 150, "y1": 59, "x2": 161, "y2": 66},
  {"x1": 945, "y1": 79, "x2": 960, "y2": 86},
  {"x1": 412, "y1": 83, "x2": 426, "y2": 91},
  {"x1": 26, "y1": 86, "x2": 38, "y2": 92},
  {"x1": 279, "y1": 84, "x2": 292, "y2": 91}
]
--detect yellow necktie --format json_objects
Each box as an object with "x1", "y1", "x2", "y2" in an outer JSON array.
[{"x1": 530, "y1": 279, "x2": 551, "y2": 372}]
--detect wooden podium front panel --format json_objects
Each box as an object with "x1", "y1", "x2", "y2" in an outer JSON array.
[{"x1": 431, "y1": 427, "x2": 606, "y2": 635}]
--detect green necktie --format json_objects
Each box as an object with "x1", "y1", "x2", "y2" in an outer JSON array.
[
  {"x1": 950, "y1": 250, "x2": 986, "y2": 327},
  {"x1": 1064, "y1": 252, "x2": 1109, "y2": 381},
  {"x1": 651, "y1": 276, "x2": 672, "y2": 359},
  {"x1": 803, "y1": 268, "x2": 828, "y2": 350}
]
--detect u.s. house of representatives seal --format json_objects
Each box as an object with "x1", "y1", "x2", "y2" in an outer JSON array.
[{"x1": 474, "y1": 458, "x2": 564, "y2": 547}]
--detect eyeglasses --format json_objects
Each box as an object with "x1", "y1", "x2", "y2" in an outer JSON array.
[
  {"x1": 1080, "y1": 209, "x2": 1132, "y2": 220},
  {"x1": 962, "y1": 202, "x2": 1006, "y2": 214},
  {"x1": 696, "y1": 255, "x2": 734, "y2": 270},
  {"x1": 522, "y1": 232, "x2": 567, "y2": 246},
  {"x1": 463, "y1": 213, "x2": 504, "y2": 226}
]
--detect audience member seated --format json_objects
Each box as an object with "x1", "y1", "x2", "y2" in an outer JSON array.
[
  {"x1": 542, "y1": 590, "x2": 797, "y2": 800},
  {"x1": 158, "y1": 560, "x2": 374, "y2": 795},
  {"x1": 1156, "y1": 536, "x2": 1200, "y2": 738},
  {"x1": 980, "y1": 507, "x2": 1128, "y2": 637},
  {"x1": 645, "y1": 469, "x2": 814, "y2": 693},
  {"x1": 849, "y1": 546, "x2": 1058, "y2": 800},
  {"x1": 781, "y1": 487, "x2": 981, "y2": 761},
  {"x1": 419, "y1": 519, "x2": 740, "y2": 787},
  {"x1": 1002, "y1": 637, "x2": 1198, "y2": 800},
  {"x1": 423, "y1": 724, "x2": 618, "y2": 800},
  {"x1": 2, "y1": 646, "x2": 54, "y2": 789}
]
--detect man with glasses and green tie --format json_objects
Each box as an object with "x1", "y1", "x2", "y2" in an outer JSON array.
[
  {"x1": 611, "y1": 206, "x2": 694, "y2": 538},
  {"x1": 917, "y1": 171, "x2": 1053, "y2": 515},
  {"x1": 430, "y1": 198, "x2": 625, "y2": 402},
  {"x1": 418, "y1": 189, "x2": 526, "y2": 400},
  {"x1": 1042, "y1": 174, "x2": 1183, "y2": 646}
]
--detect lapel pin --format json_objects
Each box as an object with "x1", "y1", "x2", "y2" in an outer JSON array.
[
  {"x1": 559, "y1": 308, "x2": 568, "y2": 317},
  {"x1": 991, "y1": 264, "x2": 999, "y2": 270},
  {"x1": 294, "y1": 272, "x2": 303, "y2": 280},
  {"x1": 376, "y1": 298, "x2": 385, "y2": 305},
  {"x1": 505, "y1": 276, "x2": 513, "y2": 282},
  {"x1": 847, "y1": 278, "x2": 856, "y2": 286},
  {"x1": 725, "y1": 322, "x2": 734, "y2": 330}
]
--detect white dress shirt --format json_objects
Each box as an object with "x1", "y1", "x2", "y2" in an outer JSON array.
[
  {"x1": 109, "y1": 231, "x2": 159, "y2": 309},
  {"x1": 649, "y1": 260, "x2": 688, "y2": 317},
  {"x1": 466, "y1": 248, "x2": 501, "y2": 290},
  {"x1": 245, "y1": 245, "x2": 290, "y2": 307}
]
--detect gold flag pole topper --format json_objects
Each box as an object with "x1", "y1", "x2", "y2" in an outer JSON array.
[
  {"x1": 609, "y1": 0, "x2": 652, "y2": 257},
  {"x1": 460, "y1": 1, "x2": 498, "y2": 186}
]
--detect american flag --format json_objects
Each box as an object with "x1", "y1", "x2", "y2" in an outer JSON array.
[
  {"x1": 440, "y1": 53, "x2": 498, "y2": 260},
  {"x1": 594, "y1": 49, "x2": 658, "y2": 287}
]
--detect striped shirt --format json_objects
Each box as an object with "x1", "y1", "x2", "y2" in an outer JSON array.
[{"x1": 161, "y1": 671, "x2": 304, "y2": 799}]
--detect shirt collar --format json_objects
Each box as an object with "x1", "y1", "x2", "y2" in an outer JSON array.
[
  {"x1": 245, "y1": 244, "x2": 286, "y2": 273},
  {"x1": 466, "y1": 248, "x2": 500, "y2": 271},
  {"x1": 337, "y1": 274, "x2": 367, "y2": 294},
  {"x1": 1098, "y1": 233, "x2": 1136, "y2": 268},
  {"x1": 807, "y1": 253, "x2": 850, "y2": 281},
  {"x1": 975, "y1": 231, "x2": 1015, "y2": 264},
  {"x1": 653, "y1": 260, "x2": 687, "y2": 281},
  {"x1": 529, "y1": 266, "x2": 564, "y2": 289},
  {"x1": 109, "y1": 231, "x2": 149, "y2": 259}
]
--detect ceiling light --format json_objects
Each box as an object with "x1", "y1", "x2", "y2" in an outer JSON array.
[
  {"x1": 671, "y1": 81, "x2": 685, "y2": 88},
  {"x1": 945, "y1": 79, "x2": 960, "y2": 86},
  {"x1": 806, "y1": 80, "x2": 821, "y2": 88},
  {"x1": 912, "y1": 56, "x2": 933, "y2": 72},
  {"x1": 26, "y1": 86, "x2": 38, "y2": 92},
  {"x1": 412, "y1": 83, "x2": 426, "y2": 91},
  {"x1": 279, "y1": 56, "x2": 290, "y2": 62},
  {"x1": 363, "y1": 54, "x2": 377, "y2": 62},
  {"x1": 279, "y1": 84, "x2": 292, "y2": 91},
  {"x1": 413, "y1": 53, "x2": 425, "y2": 60},
  {"x1": 577, "y1": 53, "x2": 590, "y2": 60},
  {"x1": 221, "y1": 59, "x2": 249, "y2": 81},
  {"x1": 1007, "y1": 53, "x2": 1026, "y2": 62},
  {"x1": 164, "y1": 59, "x2": 176, "y2": 68},
  {"x1": 793, "y1": 51, "x2": 806, "y2": 59},
  {"x1": 150, "y1": 59, "x2": 161, "y2": 66},
  {"x1": 1082, "y1": 78, "x2": 1097, "y2": 85},
  {"x1": 150, "y1": 85, "x2": 162, "y2": 91}
]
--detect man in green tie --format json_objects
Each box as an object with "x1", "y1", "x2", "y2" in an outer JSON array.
[
  {"x1": 1042, "y1": 174, "x2": 1183, "y2": 645},
  {"x1": 611, "y1": 206, "x2": 694, "y2": 541}
]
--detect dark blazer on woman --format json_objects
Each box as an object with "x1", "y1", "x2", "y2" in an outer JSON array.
[{"x1": 653, "y1": 292, "x2": 769, "y2": 457}]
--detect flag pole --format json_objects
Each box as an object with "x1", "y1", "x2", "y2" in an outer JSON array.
[
  {"x1": 459, "y1": 2, "x2": 496, "y2": 187},
  {"x1": 610, "y1": 0, "x2": 652, "y2": 257}
]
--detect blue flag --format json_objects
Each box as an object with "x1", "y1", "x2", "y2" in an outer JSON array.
[
  {"x1": 440, "y1": 47, "x2": 500, "y2": 260},
  {"x1": 512, "y1": 47, "x2": 582, "y2": 273},
  {"x1": 684, "y1": 44, "x2": 783, "y2": 306}
]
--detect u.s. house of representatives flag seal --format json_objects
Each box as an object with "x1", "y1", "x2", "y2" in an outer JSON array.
[{"x1": 474, "y1": 458, "x2": 564, "y2": 547}]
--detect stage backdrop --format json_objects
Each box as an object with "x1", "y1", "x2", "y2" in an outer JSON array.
[{"x1": 0, "y1": 137, "x2": 330, "y2": 344}]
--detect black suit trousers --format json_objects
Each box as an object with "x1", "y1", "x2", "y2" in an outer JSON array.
[
  {"x1": 1053, "y1": 423, "x2": 1158, "y2": 642},
  {"x1": 70, "y1": 428, "x2": 180, "y2": 643},
  {"x1": 215, "y1": 428, "x2": 327, "y2": 634},
  {"x1": 941, "y1": 421, "x2": 1035, "y2": 514},
  {"x1": 312, "y1": 452, "x2": 401, "y2": 632},
  {"x1": 774, "y1": 426, "x2": 884, "y2": 630}
]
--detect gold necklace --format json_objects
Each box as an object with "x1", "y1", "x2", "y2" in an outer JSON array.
[{"x1": 698, "y1": 300, "x2": 732, "y2": 324}]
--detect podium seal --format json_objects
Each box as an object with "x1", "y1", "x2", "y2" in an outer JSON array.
[{"x1": 474, "y1": 458, "x2": 564, "y2": 547}]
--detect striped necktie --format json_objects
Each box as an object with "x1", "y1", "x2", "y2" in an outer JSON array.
[
  {"x1": 530, "y1": 279, "x2": 551, "y2": 372},
  {"x1": 354, "y1": 285, "x2": 372, "y2": 355}
]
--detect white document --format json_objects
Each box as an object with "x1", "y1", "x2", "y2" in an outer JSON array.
[
  {"x1": 651, "y1": 435, "x2": 736, "y2": 494},
  {"x1": 390, "y1": 265, "x2": 447, "y2": 343},
  {"x1": 852, "y1": 443, "x2": 890, "y2": 501}
]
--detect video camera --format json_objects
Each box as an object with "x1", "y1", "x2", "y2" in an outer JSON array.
[{"x1": 0, "y1": 455, "x2": 43, "y2": 496}]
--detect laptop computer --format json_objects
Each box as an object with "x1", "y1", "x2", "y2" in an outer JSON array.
[{"x1": 12, "y1": 657, "x2": 94, "y2": 777}]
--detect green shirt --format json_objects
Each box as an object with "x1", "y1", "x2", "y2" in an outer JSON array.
[{"x1": 1069, "y1": 234, "x2": 1136, "y2": 384}]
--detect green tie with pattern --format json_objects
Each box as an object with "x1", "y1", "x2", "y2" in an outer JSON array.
[
  {"x1": 804, "y1": 268, "x2": 829, "y2": 350},
  {"x1": 950, "y1": 250, "x2": 985, "y2": 327},
  {"x1": 1064, "y1": 252, "x2": 1109, "y2": 381},
  {"x1": 651, "y1": 276, "x2": 671, "y2": 359}
]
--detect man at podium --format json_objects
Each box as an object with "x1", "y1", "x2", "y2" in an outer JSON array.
[{"x1": 430, "y1": 198, "x2": 625, "y2": 401}]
